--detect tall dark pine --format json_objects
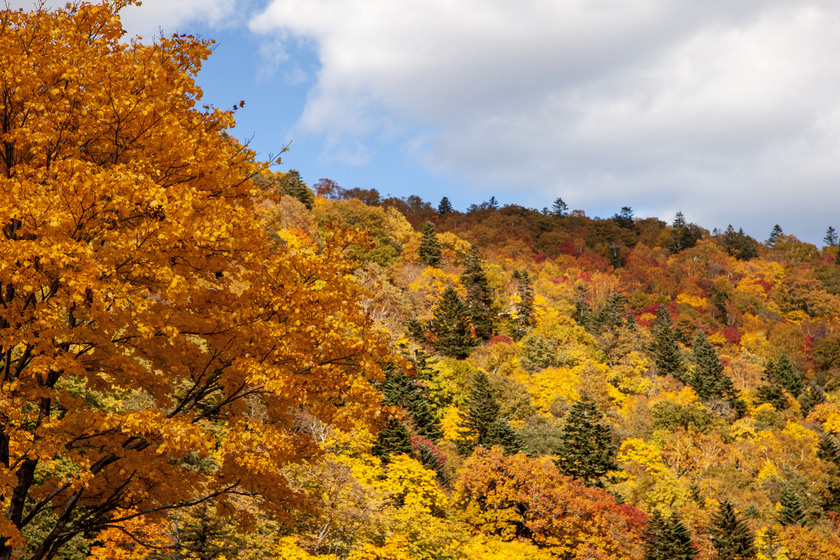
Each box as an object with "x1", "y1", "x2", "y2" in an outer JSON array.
[
  {"x1": 644, "y1": 511, "x2": 698, "y2": 560},
  {"x1": 438, "y1": 196, "x2": 453, "y2": 215},
  {"x1": 429, "y1": 286, "x2": 475, "y2": 359},
  {"x1": 709, "y1": 501, "x2": 757, "y2": 560},
  {"x1": 825, "y1": 226, "x2": 838, "y2": 247},
  {"x1": 510, "y1": 269, "x2": 535, "y2": 340},
  {"x1": 278, "y1": 169, "x2": 315, "y2": 209},
  {"x1": 554, "y1": 398, "x2": 617, "y2": 486},
  {"x1": 777, "y1": 488, "x2": 807, "y2": 526},
  {"x1": 372, "y1": 419, "x2": 413, "y2": 459},
  {"x1": 773, "y1": 354, "x2": 803, "y2": 398},
  {"x1": 650, "y1": 308, "x2": 687, "y2": 382},
  {"x1": 457, "y1": 371, "x2": 521, "y2": 454},
  {"x1": 670, "y1": 211, "x2": 702, "y2": 253},
  {"x1": 461, "y1": 245, "x2": 495, "y2": 342},
  {"x1": 418, "y1": 221, "x2": 442, "y2": 267},
  {"x1": 691, "y1": 331, "x2": 744, "y2": 415},
  {"x1": 379, "y1": 365, "x2": 443, "y2": 441},
  {"x1": 767, "y1": 224, "x2": 783, "y2": 247},
  {"x1": 551, "y1": 197, "x2": 568, "y2": 217}
]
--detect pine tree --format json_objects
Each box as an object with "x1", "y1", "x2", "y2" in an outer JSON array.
[
  {"x1": 825, "y1": 226, "x2": 839, "y2": 247},
  {"x1": 372, "y1": 419, "x2": 413, "y2": 459},
  {"x1": 277, "y1": 169, "x2": 315, "y2": 209},
  {"x1": 551, "y1": 197, "x2": 568, "y2": 217},
  {"x1": 709, "y1": 501, "x2": 757, "y2": 560},
  {"x1": 767, "y1": 224, "x2": 783, "y2": 247},
  {"x1": 554, "y1": 398, "x2": 617, "y2": 486},
  {"x1": 429, "y1": 286, "x2": 475, "y2": 359},
  {"x1": 650, "y1": 308, "x2": 687, "y2": 382},
  {"x1": 777, "y1": 488, "x2": 807, "y2": 526},
  {"x1": 644, "y1": 511, "x2": 698, "y2": 560},
  {"x1": 670, "y1": 211, "x2": 703, "y2": 253},
  {"x1": 438, "y1": 196, "x2": 453, "y2": 214},
  {"x1": 378, "y1": 365, "x2": 443, "y2": 441},
  {"x1": 461, "y1": 245, "x2": 496, "y2": 341},
  {"x1": 799, "y1": 383, "x2": 827, "y2": 417},
  {"x1": 510, "y1": 269, "x2": 535, "y2": 340},
  {"x1": 418, "y1": 221, "x2": 442, "y2": 267},
  {"x1": 773, "y1": 353, "x2": 804, "y2": 398},
  {"x1": 457, "y1": 372, "x2": 521, "y2": 454},
  {"x1": 691, "y1": 331, "x2": 744, "y2": 415}
]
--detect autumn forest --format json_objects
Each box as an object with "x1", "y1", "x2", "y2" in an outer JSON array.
[{"x1": 4, "y1": 2, "x2": 840, "y2": 560}]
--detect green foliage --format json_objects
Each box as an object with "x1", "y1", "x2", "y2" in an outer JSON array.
[
  {"x1": 429, "y1": 287, "x2": 476, "y2": 359},
  {"x1": 690, "y1": 331, "x2": 744, "y2": 416},
  {"x1": 438, "y1": 196, "x2": 453, "y2": 214},
  {"x1": 509, "y1": 269, "x2": 535, "y2": 340},
  {"x1": 670, "y1": 211, "x2": 704, "y2": 254},
  {"x1": 379, "y1": 365, "x2": 443, "y2": 441},
  {"x1": 767, "y1": 224, "x2": 783, "y2": 247},
  {"x1": 650, "y1": 308, "x2": 687, "y2": 382},
  {"x1": 460, "y1": 245, "x2": 496, "y2": 342},
  {"x1": 778, "y1": 488, "x2": 807, "y2": 526},
  {"x1": 650, "y1": 401, "x2": 718, "y2": 433},
  {"x1": 717, "y1": 225, "x2": 759, "y2": 261},
  {"x1": 277, "y1": 169, "x2": 315, "y2": 209},
  {"x1": 458, "y1": 372, "x2": 522, "y2": 455},
  {"x1": 551, "y1": 197, "x2": 568, "y2": 217},
  {"x1": 643, "y1": 511, "x2": 698, "y2": 560},
  {"x1": 418, "y1": 221, "x2": 442, "y2": 267},
  {"x1": 372, "y1": 419, "x2": 414, "y2": 459},
  {"x1": 709, "y1": 501, "x2": 757, "y2": 560},
  {"x1": 553, "y1": 398, "x2": 617, "y2": 486},
  {"x1": 825, "y1": 226, "x2": 838, "y2": 247},
  {"x1": 799, "y1": 383, "x2": 827, "y2": 417}
]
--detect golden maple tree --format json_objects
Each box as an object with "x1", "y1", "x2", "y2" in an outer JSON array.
[{"x1": 0, "y1": 2, "x2": 390, "y2": 558}]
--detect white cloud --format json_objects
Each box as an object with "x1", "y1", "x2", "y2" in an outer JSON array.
[
  {"x1": 6, "y1": 0, "x2": 240, "y2": 39},
  {"x1": 250, "y1": 0, "x2": 840, "y2": 239}
]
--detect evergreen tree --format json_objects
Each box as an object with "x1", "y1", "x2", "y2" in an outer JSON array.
[
  {"x1": 458, "y1": 372, "x2": 522, "y2": 454},
  {"x1": 825, "y1": 226, "x2": 839, "y2": 247},
  {"x1": 573, "y1": 284, "x2": 593, "y2": 328},
  {"x1": 767, "y1": 224, "x2": 783, "y2": 247},
  {"x1": 644, "y1": 511, "x2": 698, "y2": 560},
  {"x1": 554, "y1": 398, "x2": 617, "y2": 486},
  {"x1": 800, "y1": 383, "x2": 827, "y2": 417},
  {"x1": 372, "y1": 419, "x2": 413, "y2": 459},
  {"x1": 460, "y1": 245, "x2": 496, "y2": 341},
  {"x1": 773, "y1": 353, "x2": 804, "y2": 397},
  {"x1": 551, "y1": 197, "x2": 568, "y2": 217},
  {"x1": 777, "y1": 488, "x2": 807, "y2": 526},
  {"x1": 690, "y1": 331, "x2": 744, "y2": 415},
  {"x1": 613, "y1": 206, "x2": 634, "y2": 229},
  {"x1": 277, "y1": 169, "x2": 315, "y2": 209},
  {"x1": 438, "y1": 196, "x2": 453, "y2": 214},
  {"x1": 429, "y1": 286, "x2": 475, "y2": 359},
  {"x1": 650, "y1": 308, "x2": 687, "y2": 382},
  {"x1": 510, "y1": 269, "x2": 535, "y2": 340},
  {"x1": 670, "y1": 211, "x2": 703, "y2": 253},
  {"x1": 418, "y1": 221, "x2": 442, "y2": 267},
  {"x1": 378, "y1": 365, "x2": 443, "y2": 441},
  {"x1": 709, "y1": 501, "x2": 757, "y2": 560}
]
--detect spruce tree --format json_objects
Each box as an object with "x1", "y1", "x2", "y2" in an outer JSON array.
[
  {"x1": 458, "y1": 371, "x2": 521, "y2": 454},
  {"x1": 372, "y1": 419, "x2": 413, "y2": 459},
  {"x1": 709, "y1": 501, "x2": 757, "y2": 560},
  {"x1": 554, "y1": 398, "x2": 617, "y2": 486},
  {"x1": 418, "y1": 221, "x2": 442, "y2": 267},
  {"x1": 691, "y1": 331, "x2": 744, "y2": 415},
  {"x1": 460, "y1": 245, "x2": 495, "y2": 341},
  {"x1": 438, "y1": 196, "x2": 453, "y2": 215},
  {"x1": 379, "y1": 365, "x2": 443, "y2": 441},
  {"x1": 277, "y1": 169, "x2": 315, "y2": 209},
  {"x1": 767, "y1": 224, "x2": 783, "y2": 247},
  {"x1": 650, "y1": 308, "x2": 687, "y2": 382},
  {"x1": 777, "y1": 488, "x2": 807, "y2": 526},
  {"x1": 799, "y1": 383, "x2": 827, "y2": 417},
  {"x1": 510, "y1": 269, "x2": 535, "y2": 340},
  {"x1": 551, "y1": 197, "x2": 568, "y2": 217},
  {"x1": 429, "y1": 286, "x2": 475, "y2": 359},
  {"x1": 825, "y1": 226, "x2": 838, "y2": 247},
  {"x1": 644, "y1": 511, "x2": 698, "y2": 560},
  {"x1": 773, "y1": 354, "x2": 804, "y2": 398}
]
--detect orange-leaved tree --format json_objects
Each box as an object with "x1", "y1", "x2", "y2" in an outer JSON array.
[{"x1": 0, "y1": 2, "x2": 389, "y2": 559}]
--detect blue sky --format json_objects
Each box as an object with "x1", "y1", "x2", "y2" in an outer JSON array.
[{"x1": 11, "y1": 0, "x2": 840, "y2": 244}]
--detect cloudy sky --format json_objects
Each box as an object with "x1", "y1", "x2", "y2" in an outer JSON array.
[{"x1": 10, "y1": 0, "x2": 840, "y2": 244}]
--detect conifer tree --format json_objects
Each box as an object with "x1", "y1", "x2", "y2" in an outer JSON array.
[
  {"x1": 825, "y1": 226, "x2": 839, "y2": 247},
  {"x1": 773, "y1": 354, "x2": 804, "y2": 397},
  {"x1": 691, "y1": 331, "x2": 744, "y2": 415},
  {"x1": 510, "y1": 269, "x2": 535, "y2": 340},
  {"x1": 277, "y1": 169, "x2": 315, "y2": 209},
  {"x1": 551, "y1": 197, "x2": 568, "y2": 217},
  {"x1": 767, "y1": 224, "x2": 783, "y2": 247},
  {"x1": 650, "y1": 308, "x2": 687, "y2": 382},
  {"x1": 458, "y1": 372, "x2": 521, "y2": 454},
  {"x1": 644, "y1": 511, "x2": 698, "y2": 560},
  {"x1": 372, "y1": 419, "x2": 413, "y2": 459},
  {"x1": 709, "y1": 501, "x2": 757, "y2": 560},
  {"x1": 554, "y1": 398, "x2": 617, "y2": 486},
  {"x1": 418, "y1": 221, "x2": 442, "y2": 267},
  {"x1": 799, "y1": 383, "x2": 827, "y2": 417},
  {"x1": 777, "y1": 488, "x2": 807, "y2": 526},
  {"x1": 460, "y1": 245, "x2": 496, "y2": 341},
  {"x1": 429, "y1": 286, "x2": 476, "y2": 359},
  {"x1": 438, "y1": 196, "x2": 454, "y2": 214},
  {"x1": 379, "y1": 365, "x2": 443, "y2": 441}
]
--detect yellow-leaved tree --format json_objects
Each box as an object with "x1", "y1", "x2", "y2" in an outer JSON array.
[{"x1": 0, "y1": 2, "x2": 390, "y2": 558}]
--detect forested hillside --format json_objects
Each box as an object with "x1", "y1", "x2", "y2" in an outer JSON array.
[{"x1": 4, "y1": 3, "x2": 840, "y2": 560}]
